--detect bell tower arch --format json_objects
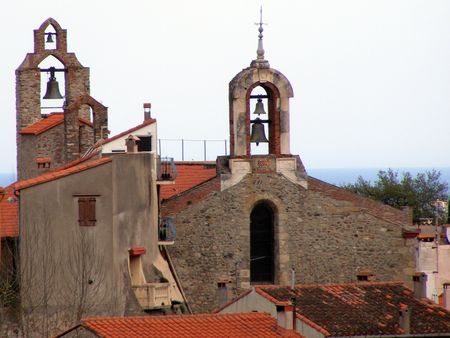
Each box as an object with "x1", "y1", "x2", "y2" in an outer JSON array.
[{"x1": 228, "y1": 15, "x2": 293, "y2": 157}]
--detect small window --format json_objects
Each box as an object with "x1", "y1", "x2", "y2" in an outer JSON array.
[
  {"x1": 137, "y1": 136, "x2": 152, "y2": 152},
  {"x1": 78, "y1": 197, "x2": 96, "y2": 226}
]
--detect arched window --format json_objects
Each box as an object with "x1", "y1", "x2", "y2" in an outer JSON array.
[{"x1": 250, "y1": 202, "x2": 274, "y2": 283}]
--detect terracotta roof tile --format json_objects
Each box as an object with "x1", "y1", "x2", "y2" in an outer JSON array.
[
  {"x1": 68, "y1": 313, "x2": 303, "y2": 338},
  {"x1": 160, "y1": 162, "x2": 217, "y2": 200},
  {"x1": 308, "y1": 176, "x2": 411, "y2": 226},
  {"x1": 0, "y1": 185, "x2": 18, "y2": 237},
  {"x1": 19, "y1": 112, "x2": 93, "y2": 135},
  {"x1": 256, "y1": 282, "x2": 450, "y2": 336},
  {"x1": 15, "y1": 157, "x2": 111, "y2": 191}
]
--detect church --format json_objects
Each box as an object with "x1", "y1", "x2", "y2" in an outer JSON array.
[{"x1": 159, "y1": 17, "x2": 416, "y2": 313}]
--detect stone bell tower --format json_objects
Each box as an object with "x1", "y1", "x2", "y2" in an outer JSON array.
[
  {"x1": 16, "y1": 18, "x2": 108, "y2": 180},
  {"x1": 221, "y1": 11, "x2": 307, "y2": 191}
]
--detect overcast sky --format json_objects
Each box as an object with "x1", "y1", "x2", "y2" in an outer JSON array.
[{"x1": 1, "y1": 0, "x2": 450, "y2": 174}]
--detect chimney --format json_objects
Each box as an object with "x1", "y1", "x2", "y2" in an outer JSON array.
[
  {"x1": 143, "y1": 103, "x2": 151, "y2": 120},
  {"x1": 413, "y1": 272, "x2": 427, "y2": 299},
  {"x1": 216, "y1": 277, "x2": 232, "y2": 307},
  {"x1": 443, "y1": 283, "x2": 450, "y2": 310},
  {"x1": 125, "y1": 135, "x2": 140, "y2": 153},
  {"x1": 357, "y1": 269, "x2": 375, "y2": 282},
  {"x1": 398, "y1": 304, "x2": 411, "y2": 334},
  {"x1": 276, "y1": 304, "x2": 293, "y2": 330}
]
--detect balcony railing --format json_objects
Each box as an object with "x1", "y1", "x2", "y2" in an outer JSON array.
[
  {"x1": 159, "y1": 217, "x2": 176, "y2": 244},
  {"x1": 132, "y1": 283, "x2": 171, "y2": 309},
  {"x1": 157, "y1": 156, "x2": 177, "y2": 181}
]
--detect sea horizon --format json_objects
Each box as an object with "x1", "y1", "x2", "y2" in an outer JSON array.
[{"x1": 2, "y1": 166, "x2": 450, "y2": 190}]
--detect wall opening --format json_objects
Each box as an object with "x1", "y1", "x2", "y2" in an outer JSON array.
[
  {"x1": 44, "y1": 24, "x2": 57, "y2": 50},
  {"x1": 249, "y1": 86, "x2": 269, "y2": 155},
  {"x1": 39, "y1": 55, "x2": 65, "y2": 114},
  {"x1": 250, "y1": 202, "x2": 275, "y2": 284}
]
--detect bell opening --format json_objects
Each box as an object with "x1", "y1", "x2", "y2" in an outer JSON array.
[
  {"x1": 249, "y1": 86, "x2": 269, "y2": 155},
  {"x1": 39, "y1": 56, "x2": 66, "y2": 113},
  {"x1": 44, "y1": 24, "x2": 57, "y2": 50}
]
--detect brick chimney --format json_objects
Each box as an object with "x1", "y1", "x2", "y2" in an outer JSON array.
[
  {"x1": 143, "y1": 103, "x2": 151, "y2": 120},
  {"x1": 125, "y1": 135, "x2": 140, "y2": 153},
  {"x1": 276, "y1": 304, "x2": 293, "y2": 330},
  {"x1": 413, "y1": 272, "x2": 427, "y2": 299},
  {"x1": 443, "y1": 282, "x2": 450, "y2": 310},
  {"x1": 399, "y1": 304, "x2": 411, "y2": 334}
]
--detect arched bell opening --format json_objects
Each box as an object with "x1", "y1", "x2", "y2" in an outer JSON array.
[
  {"x1": 250, "y1": 201, "x2": 275, "y2": 284},
  {"x1": 248, "y1": 86, "x2": 269, "y2": 155},
  {"x1": 44, "y1": 24, "x2": 57, "y2": 50},
  {"x1": 39, "y1": 55, "x2": 66, "y2": 114},
  {"x1": 246, "y1": 82, "x2": 281, "y2": 156}
]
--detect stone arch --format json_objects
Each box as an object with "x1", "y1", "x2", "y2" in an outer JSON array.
[
  {"x1": 35, "y1": 18, "x2": 67, "y2": 54},
  {"x1": 229, "y1": 67, "x2": 294, "y2": 156},
  {"x1": 64, "y1": 95, "x2": 108, "y2": 162},
  {"x1": 244, "y1": 194, "x2": 291, "y2": 285}
]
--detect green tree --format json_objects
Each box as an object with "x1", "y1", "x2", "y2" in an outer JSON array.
[{"x1": 342, "y1": 169, "x2": 448, "y2": 222}]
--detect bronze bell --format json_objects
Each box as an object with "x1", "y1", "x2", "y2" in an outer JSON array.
[
  {"x1": 46, "y1": 33, "x2": 54, "y2": 43},
  {"x1": 252, "y1": 98, "x2": 266, "y2": 115},
  {"x1": 250, "y1": 118, "x2": 269, "y2": 146},
  {"x1": 43, "y1": 68, "x2": 63, "y2": 99}
]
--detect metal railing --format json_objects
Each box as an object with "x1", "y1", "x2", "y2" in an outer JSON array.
[
  {"x1": 158, "y1": 139, "x2": 228, "y2": 161},
  {"x1": 132, "y1": 283, "x2": 171, "y2": 309},
  {"x1": 157, "y1": 157, "x2": 177, "y2": 181}
]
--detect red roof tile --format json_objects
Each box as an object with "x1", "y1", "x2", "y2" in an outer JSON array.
[
  {"x1": 63, "y1": 313, "x2": 303, "y2": 338},
  {"x1": 0, "y1": 185, "x2": 18, "y2": 238},
  {"x1": 256, "y1": 282, "x2": 450, "y2": 336},
  {"x1": 160, "y1": 162, "x2": 217, "y2": 200},
  {"x1": 308, "y1": 177, "x2": 411, "y2": 226},
  {"x1": 15, "y1": 157, "x2": 111, "y2": 191},
  {"x1": 19, "y1": 112, "x2": 93, "y2": 135}
]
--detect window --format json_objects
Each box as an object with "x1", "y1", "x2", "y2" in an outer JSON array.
[
  {"x1": 78, "y1": 197, "x2": 96, "y2": 226},
  {"x1": 137, "y1": 136, "x2": 152, "y2": 152}
]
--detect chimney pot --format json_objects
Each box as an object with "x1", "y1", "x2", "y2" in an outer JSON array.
[
  {"x1": 399, "y1": 305, "x2": 411, "y2": 334},
  {"x1": 443, "y1": 282, "x2": 450, "y2": 310},
  {"x1": 143, "y1": 103, "x2": 152, "y2": 120},
  {"x1": 413, "y1": 272, "x2": 427, "y2": 299},
  {"x1": 276, "y1": 304, "x2": 293, "y2": 330},
  {"x1": 125, "y1": 135, "x2": 140, "y2": 153}
]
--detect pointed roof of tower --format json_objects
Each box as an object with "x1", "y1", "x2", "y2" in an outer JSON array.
[{"x1": 250, "y1": 7, "x2": 270, "y2": 69}]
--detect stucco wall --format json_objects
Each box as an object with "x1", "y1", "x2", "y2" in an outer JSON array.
[
  {"x1": 19, "y1": 153, "x2": 157, "y2": 333},
  {"x1": 163, "y1": 172, "x2": 415, "y2": 313}
]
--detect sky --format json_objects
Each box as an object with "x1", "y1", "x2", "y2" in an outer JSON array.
[{"x1": 1, "y1": 0, "x2": 450, "y2": 175}]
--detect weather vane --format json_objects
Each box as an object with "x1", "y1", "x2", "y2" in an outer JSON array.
[{"x1": 254, "y1": 6, "x2": 268, "y2": 62}]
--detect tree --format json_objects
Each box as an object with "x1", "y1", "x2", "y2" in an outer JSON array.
[{"x1": 342, "y1": 169, "x2": 448, "y2": 222}]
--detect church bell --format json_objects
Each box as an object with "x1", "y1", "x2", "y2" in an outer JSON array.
[
  {"x1": 250, "y1": 118, "x2": 269, "y2": 146},
  {"x1": 46, "y1": 33, "x2": 54, "y2": 43},
  {"x1": 252, "y1": 98, "x2": 266, "y2": 115},
  {"x1": 43, "y1": 67, "x2": 63, "y2": 99}
]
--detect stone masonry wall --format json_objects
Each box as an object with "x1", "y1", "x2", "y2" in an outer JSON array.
[{"x1": 163, "y1": 173, "x2": 416, "y2": 313}]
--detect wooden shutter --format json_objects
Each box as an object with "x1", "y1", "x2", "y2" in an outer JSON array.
[{"x1": 78, "y1": 197, "x2": 96, "y2": 226}]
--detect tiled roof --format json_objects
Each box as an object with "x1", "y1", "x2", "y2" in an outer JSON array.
[
  {"x1": 0, "y1": 185, "x2": 18, "y2": 238},
  {"x1": 256, "y1": 282, "x2": 450, "y2": 336},
  {"x1": 160, "y1": 161, "x2": 217, "y2": 200},
  {"x1": 308, "y1": 176, "x2": 411, "y2": 226},
  {"x1": 63, "y1": 313, "x2": 303, "y2": 338},
  {"x1": 19, "y1": 112, "x2": 93, "y2": 135},
  {"x1": 15, "y1": 157, "x2": 111, "y2": 191}
]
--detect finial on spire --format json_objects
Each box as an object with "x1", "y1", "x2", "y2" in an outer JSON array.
[{"x1": 251, "y1": 6, "x2": 270, "y2": 68}]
